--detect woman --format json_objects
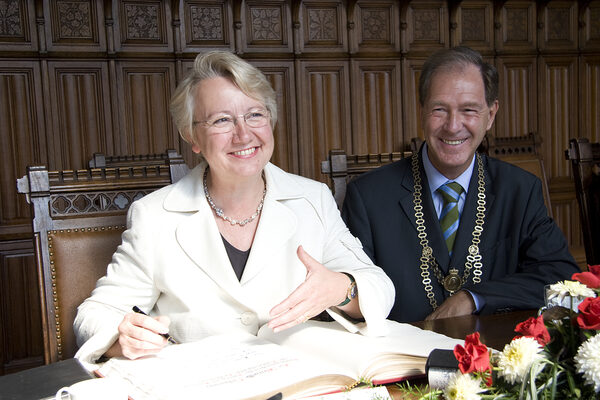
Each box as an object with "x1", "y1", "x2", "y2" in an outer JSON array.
[{"x1": 74, "y1": 51, "x2": 394, "y2": 364}]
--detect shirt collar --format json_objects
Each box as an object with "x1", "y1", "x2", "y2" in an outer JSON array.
[{"x1": 422, "y1": 142, "x2": 474, "y2": 194}]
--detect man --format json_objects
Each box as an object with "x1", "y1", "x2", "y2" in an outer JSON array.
[{"x1": 342, "y1": 46, "x2": 579, "y2": 322}]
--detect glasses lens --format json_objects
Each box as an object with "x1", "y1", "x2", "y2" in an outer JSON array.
[{"x1": 244, "y1": 110, "x2": 269, "y2": 128}]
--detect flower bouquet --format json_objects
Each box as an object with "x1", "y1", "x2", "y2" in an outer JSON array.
[{"x1": 404, "y1": 265, "x2": 600, "y2": 400}]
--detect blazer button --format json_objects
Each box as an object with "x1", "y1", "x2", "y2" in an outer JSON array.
[{"x1": 240, "y1": 311, "x2": 255, "y2": 326}]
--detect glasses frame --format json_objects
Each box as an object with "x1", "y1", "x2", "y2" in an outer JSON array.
[{"x1": 193, "y1": 109, "x2": 271, "y2": 134}]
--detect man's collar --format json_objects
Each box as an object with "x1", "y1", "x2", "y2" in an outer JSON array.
[{"x1": 422, "y1": 142, "x2": 475, "y2": 193}]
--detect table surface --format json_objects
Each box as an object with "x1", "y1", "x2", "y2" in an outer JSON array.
[
  {"x1": 387, "y1": 309, "x2": 538, "y2": 399},
  {"x1": 0, "y1": 310, "x2": 537, "y2": 400}
]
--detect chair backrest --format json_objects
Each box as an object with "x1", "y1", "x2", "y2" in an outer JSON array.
[
  {"x1": 16, "y1": 151, "x2": 189, "y2": 364},
  {"x1": 321, "y1": 149, "x2": 411, "y2": 208},
  {"x1": 565, "y1": 138, "x2": 600, "y2": 265},
  {"x1": 486, "y1": 132, "x2": 553, "y2": 218}
]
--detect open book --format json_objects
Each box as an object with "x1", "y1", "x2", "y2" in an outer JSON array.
[{"x1": 96, "y1": 320, "x2": 463, "y2": 400}]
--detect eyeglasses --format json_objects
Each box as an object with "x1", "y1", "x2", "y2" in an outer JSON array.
[{"x1": 193, "y1": 109, "x2": 270, "y2": 134}]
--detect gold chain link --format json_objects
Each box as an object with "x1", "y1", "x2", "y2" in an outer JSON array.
[{"x1": 411, "y1": 152, "x2": 486, "y2": 310}]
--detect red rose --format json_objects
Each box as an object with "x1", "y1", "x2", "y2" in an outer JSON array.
[
  {"x1": 453, "y1": 332, "x2": 492, "y2": 386},
  {"x1": 577, "y1": 296, "x2": 600, "y2": 330},
  {"x1": 572, "y1": 264, "x2": 600, "y2": 289},
  {"x1": 514, "y1": 315, "x2": 551, "y2": 346}
]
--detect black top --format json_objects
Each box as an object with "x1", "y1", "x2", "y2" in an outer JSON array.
[{"x1": 221, "y1": 235, "x2": 250, "y2": 281}]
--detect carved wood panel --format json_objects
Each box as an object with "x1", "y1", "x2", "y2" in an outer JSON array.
[
  {"x1": 351, "y1": 59, "x2": 403, "y2": 153},
  {"x1": 495, "y1": 56, "x2": 537, "y2": 138},
  {"x1": 496, "y1": 0, "x2": 536, "y2": 53},
  {"x1": 452, "y1": 0, "x2": 494, "y2": 52},
  {"x1": 538, "y1": 0, "x2": 577, "y2": 52},
  {"x1": 0, "y1": 240, "x2": 41, "y2": 375},
  {"x1": 0, "y1": 0, "x2": 38, "y2": 52},
  {"x1": 297, "y1": 61, "x2": 351, "y2": 180},
  {"x1": 253, "y1": 61, "x2": 299, "y2": 174},
  {"x1": 0, "y1": 62, "x2": 46, "y2": 237},
  {"x1": 350, "y1": 0, "x2": 401, "y2": 54},
  {"x1": 46, "y1": 61, "x2": 114, "y2": 171},
  {"x1": 115, "y1": 62, "x2": 178, "y2": 156},
  {"x1": 403, "y1": 0, "x2": 448, "y2": 54},
  {"x1": 180, "y1": 0, "x2": 234, "y2": 52}
]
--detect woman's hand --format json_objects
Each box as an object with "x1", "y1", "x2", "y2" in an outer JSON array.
[
  {"x1": 105, "y1": 312, "x2": 172, "y2": 360},
  {"x1": 268, "y1": 246, "x2": 361, "y2": 332}
]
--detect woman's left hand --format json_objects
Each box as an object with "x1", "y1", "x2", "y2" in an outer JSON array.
[{"x1": 267, "y1": 245, "x2": 360, "y2": 332}]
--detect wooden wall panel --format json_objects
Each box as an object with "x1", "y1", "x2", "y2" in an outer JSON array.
[
  {"x1": 538, "y1": 56, "x2": 577, "y2": 179},
  {"x1": 538, "y1": 0, "x2": 577, "y2": 52},
  {"x1": 116, "y1": 63, "x2": 178, "y2": 155},
  {"x1": 580, "y1": 0, "x2": 600, "y2": 51},
  {"x1": 496, "y1": 56, "x2": 537, "y2": 138},
  {"x1": 296, "y1": 0, "x2": 347, "y2": 54},
  {"x1": 46, "y1": 62, "x2": 113, "y2": 170},
  {"x1": 254, "y1": 61, "x2": 299, "y2": 174},
  {"x1": 0, "y1": 240, "x2": 41, "y2": 375},
  {"x1": 496, "y1": 0, "x2": 536, "y2": 53},
  {"x1": 580, "y1": 56, "x2": 600, "y2": 143},
  {"x1": 0, "y1": 0, "x2": 38, "y2": 52},
  {"x1": 0, "y1": 62, "x2": 45, "y2": 237},
  {"x1": 297, "y1": 61, "x2": 351, "y2": 180},
  {"x1": 350, "y1": 0, "x2": 401, "y2": 54},
  {"x1": 401, "y1": 58, "x2": 424, "y2": 143},
  {"x1": 403, "y1": 0, "x2": 448, "y2": 54},
  {"x1": 452, "y1": 0, "x2": 494, "y2": 52},
  {"x1": 351, "y1": 60, "x2": 403, "y2": 153},
  {"x1": 180, "y1": 0, "x2": 235, "y2": 53},
  {"x1": 240, "y1": 0, "x2": 293, "y2": 54},
  {"x1": 113, "y1": 0, "x2": 173, "y2": 53},
  {"x1": 42, "y1": 0, "x2": 106, "y2": 53}
]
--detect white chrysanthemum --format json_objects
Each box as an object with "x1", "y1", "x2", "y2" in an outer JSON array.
[
  {"x1": 575, "y1": 334, "x2": 600, "y2": 392},
  {"x1": 443, "y1": 372, "x2": 485, "y2": 400},
  {"x1": 497, "y1": 337, "x2": 544, "y2": 384},
  {"x1": 547, "y1": 280, "x2": 596, "y2": 303}
]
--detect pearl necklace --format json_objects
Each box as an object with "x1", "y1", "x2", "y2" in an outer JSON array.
[{"x1": 203, "y1": 168, "x2": 266, "y2": 226}]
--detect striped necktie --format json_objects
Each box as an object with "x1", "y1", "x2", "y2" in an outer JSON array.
[{"x1": 437, "y1": 181, "x2": 464, "y2": 253}]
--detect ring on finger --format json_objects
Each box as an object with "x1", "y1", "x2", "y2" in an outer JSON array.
[{"x1": 296, "y1": 314, "x2": 309, "y2": 324}]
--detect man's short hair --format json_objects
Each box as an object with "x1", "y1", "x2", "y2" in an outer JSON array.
[{"x1": 418, "y1": 46, "x2": 498, "y2": 107}]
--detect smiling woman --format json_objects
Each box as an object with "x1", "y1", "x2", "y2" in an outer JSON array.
[{"x1": 72, "y1": 50, "x2": 395, "y2": 365}]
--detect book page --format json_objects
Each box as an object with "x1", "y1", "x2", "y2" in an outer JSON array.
[
  {"x1": 258, "y1": 320, "x2": 464, "y2": 384},
  {"x1": 97, "y1": 332, "x2": 356, "y2": 400}
]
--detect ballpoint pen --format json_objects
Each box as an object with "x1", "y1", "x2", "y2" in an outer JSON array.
[{"x1": 132, "y1": 306, "x2": 178, "y2": 344}]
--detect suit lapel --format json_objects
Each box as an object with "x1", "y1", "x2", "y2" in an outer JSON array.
[
  {"x1": 400, "y1": 152, "x2": 450, "y2": 269},
  {"x1": 451, "y1": 154, "x2": 495, "y2": 268}
]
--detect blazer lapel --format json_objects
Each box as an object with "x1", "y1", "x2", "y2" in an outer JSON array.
[{"x1": 240, "y1": 164, "x2": 301, "y2": 284}]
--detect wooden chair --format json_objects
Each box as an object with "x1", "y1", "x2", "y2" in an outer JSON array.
[
  {"x1": 486, "y1": 132, "x2": 553, "y2": 218},
  {"x1": 565, "y1": 138, "x2": 600, "y2": 266},
  {"x1": 320, "y1": 150, "x2": 411, "y2": 209},
  {"x1": 16, "y1": 151, "x2": 189, "y2": 364}
]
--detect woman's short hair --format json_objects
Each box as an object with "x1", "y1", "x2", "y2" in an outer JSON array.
[
  {"x1": 170, "y1": 51, "x2": 277, "y2": 144},
  {"x1": 418, "y1": 46, "x2": 498, "y2": 107}
]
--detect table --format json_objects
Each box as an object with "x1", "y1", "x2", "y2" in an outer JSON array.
[
  {"x1": 387, "y1": 309, "x2": 537, "y2": 399},
  {"x1": 0, "y1": 310, "x2": 537, "y2": 400}
]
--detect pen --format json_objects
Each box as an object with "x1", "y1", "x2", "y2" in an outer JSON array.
[
  {"x1": 132, "y1": 306, "x2": 178, "y2": 344},
  {"x1": 265, "y1": 393, "x2": 282, "y2": 400}
]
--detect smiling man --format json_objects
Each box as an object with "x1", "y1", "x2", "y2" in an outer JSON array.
[{"x1": 342, "y1": 46, "x2": 579, "y2": 322}]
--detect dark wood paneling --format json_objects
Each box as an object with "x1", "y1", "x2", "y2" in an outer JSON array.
[
  {"x1": 115, "y1": 62, "x2": 178, "y2": 155},
  {"x1": 0, "y1": 0, "x2": 38, "y2": 53},
  {"x1": 452, "y1": 0, "x2": 494, "y2": 52},
  {"x1": 496, "y1": 0, "x2": 536, "y2": 53},
  {"x1": 46, "y1": 62, "x2": 114, "y2": 170},
  {"x1": 0, "y1": 240, "x2": 42, "y2": 375},
  {"x1": 351, "y1": 59, "x2": 403, "y2": 153},
  {"x1": 297, "y1": 61, "x2": 351, "y2": 180},
  {"x1": 404, "y1": 0, "x2": 448, "y2": 54},
  {"x1": 0, "y1": 62, "x2": 46, "y2": 238}
]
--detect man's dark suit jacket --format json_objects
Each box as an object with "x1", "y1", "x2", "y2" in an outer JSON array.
[{"x1": 342, "y1": 150, "x2": 579, "y2": 322}]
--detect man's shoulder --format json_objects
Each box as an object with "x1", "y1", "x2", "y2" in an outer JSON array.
[
  {"x1": 349, "y1": 158, "x2": 410, "y2": 187},
  {"x1": 484, "y1": 155, "x2": 541, "y2": 184}
]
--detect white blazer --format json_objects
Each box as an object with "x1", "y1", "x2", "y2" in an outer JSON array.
[{"x1": 74, "y1": 162, "x2": 395, "y2": 364}]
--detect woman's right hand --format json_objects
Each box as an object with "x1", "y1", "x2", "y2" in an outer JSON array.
[{"x1": 105, "y1": 312, "x2": 171, "y2": 360}]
